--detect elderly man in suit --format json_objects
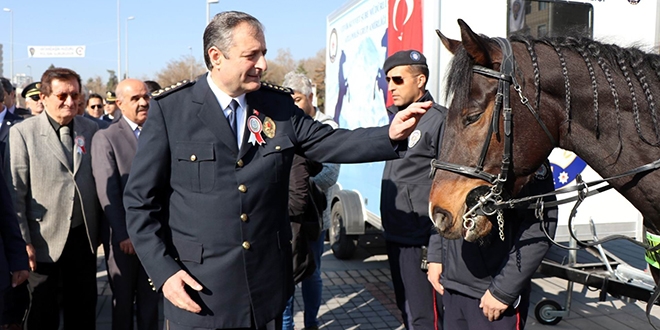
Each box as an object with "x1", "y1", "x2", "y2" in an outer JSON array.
[
  {"x1": 123, "y1": 11, "x2": 430, "y2": 330},
  {"x1": 5, "y1": 67, "x2": 101, "y2": 329},
  {"x1": 92, "y1": 78, "x2": 159, "y2": 330}
]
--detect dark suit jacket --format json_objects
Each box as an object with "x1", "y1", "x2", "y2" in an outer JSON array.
[
  {"x1": 91, "y1": 118, "x2": 137, "y2": 245},
  {"x1": 0, "y1": 167, "x2": 28, "y2": 291},
  {"x1": 0, "y1": 111, "x2": 23, "y2": 164},
  {"x1": 83, "y1": 113, "x2": 110, "y2": 129},
  {"x1": 124, "y1": 75, "x2": 401, "y2": 329}
]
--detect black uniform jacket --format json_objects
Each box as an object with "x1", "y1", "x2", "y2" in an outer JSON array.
[
  {"x1": 380, "y1": 91, "x2": 446, "y2": 245},
  {"x1": 124, "y1": 75, "x2": 402, "y2": 329}
]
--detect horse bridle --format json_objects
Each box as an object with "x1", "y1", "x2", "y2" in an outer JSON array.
[{"x1": 429, "y1": 37, "x2": 556, "y2": 239}]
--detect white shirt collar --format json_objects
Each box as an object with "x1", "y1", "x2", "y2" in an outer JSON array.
[
  {"x1": 122, "y1": 115, "x2": 139, "y2": 131},
  {"x1": 206, "y1": 73, "x2": 246, "y2": 149},
  {"x1": 206, "y1": 72, "x2": 247, "y2": 111},
  {"x1": 7, "y1": 105, "x2": 15, "y2": 115}
]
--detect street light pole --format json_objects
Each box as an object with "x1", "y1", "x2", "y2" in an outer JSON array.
[
  {"x1": 117, "y1": 0, "x2": 121, "y2": 81},
  {"x1": 26, "y1": 65, "x2": 31, "y2": 81},
  {"x1": 189, "y1": 47, "x2": 194, "y2": 81},
  {"x1": 206, "y1": 0, "x2": 219, "y2": 25},
  {"x1": 125, "y1": 16, "x2": 135, "y2": 79},
  {"x1": 3, "y1": 8, "x2": 13, "y2": 82}
]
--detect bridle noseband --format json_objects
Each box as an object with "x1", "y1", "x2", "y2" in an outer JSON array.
[{"x1": 429, "y1": 37, "x2": 556, "y2": 239}]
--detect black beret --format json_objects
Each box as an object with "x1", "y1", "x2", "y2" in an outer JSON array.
[
  {"x1": 21, "y1": 81, "x2": 41, "y2": 99},
  {"x1": 383, "y1": 50, "x2": 427, "y2": 74}
]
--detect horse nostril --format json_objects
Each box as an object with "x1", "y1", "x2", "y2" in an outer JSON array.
[{"x1": 432, "y1": 206, "x2": 452, "y2": 230}]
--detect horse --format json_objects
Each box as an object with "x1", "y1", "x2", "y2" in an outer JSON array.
[{"x1": 429, "y1": 20, "x2": 660, "y2": 258}]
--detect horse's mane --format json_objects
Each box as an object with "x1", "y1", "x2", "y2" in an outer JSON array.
[{"x1": 444, "y1": 33, "x2": 660, "y2": 149}]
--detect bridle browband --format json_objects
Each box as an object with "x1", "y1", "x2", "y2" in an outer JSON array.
[{"x1": 429, "y1": 37, "x2": 555, "y2": 238}]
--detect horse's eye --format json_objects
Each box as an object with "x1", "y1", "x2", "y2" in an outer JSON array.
[{"x1": 464, "y1": 112, "x2": 483, "y2": 126}]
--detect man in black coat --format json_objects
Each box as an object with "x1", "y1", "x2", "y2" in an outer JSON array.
[
  {"x1": 123, "y1": 11, "x2": 431, "y2": 330},
  {"x1": 0, "y1": 86, "x2": 23, "y2": 164},
  {"x1": 380, "y1": 50, "x2": 446, "y2": 330}
]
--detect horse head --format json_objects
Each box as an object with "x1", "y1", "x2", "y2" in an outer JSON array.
[{"x1": 430, "y1": 20, "x2": 557, "y2": 242}]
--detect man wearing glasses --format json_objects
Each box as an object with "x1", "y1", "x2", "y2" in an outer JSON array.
[
  {"x1": 92, "y1": 79, "x2": 159, "y2": 330},
  {"x1": 380, "y1": 50, "x2": 447, "y2": 329},
  {"x1": 21, "y1": 81, "x2": 44, "y2": 115},
  {"x1": 5, "y1": 67, "x2": 102, "y2": 329}
]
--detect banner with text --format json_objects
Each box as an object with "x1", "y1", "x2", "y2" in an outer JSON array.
[{"x1": 27, "y1": 46, "x2": 86, "y2": 58}]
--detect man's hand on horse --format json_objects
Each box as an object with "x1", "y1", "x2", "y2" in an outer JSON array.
[
  {"x1": 163, "y1": 270, "x2": 204, "y2": 313},
  {"x1": 388, "y1": 101, "x2": 432, "y2": 140},
  {"x1": 426, "y1": 262, "x2": 444, "y2": 295},
  {"x1": 480, "y1": 289, "x2": 508, "y2": 322}
]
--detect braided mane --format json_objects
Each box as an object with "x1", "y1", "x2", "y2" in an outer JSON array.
[{"x1": 444, "y1": 33, "x2": 660, "y2": 150}]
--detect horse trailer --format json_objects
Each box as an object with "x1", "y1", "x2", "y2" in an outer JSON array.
[{"x1": 325, "y1": 0, "x2": 654, "y2": 258}]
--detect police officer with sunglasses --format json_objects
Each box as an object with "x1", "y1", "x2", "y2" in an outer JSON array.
[{"x1": 380, "y1": 49, "x2": 447, "y2": 329}]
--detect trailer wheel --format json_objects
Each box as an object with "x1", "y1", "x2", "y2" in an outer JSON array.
[
  {"x1": 534, "y1": 300, "x2": 563, "y2": 325},
  {"x1": 329, "y1": 200, "x2": 357, "y2": 259}
]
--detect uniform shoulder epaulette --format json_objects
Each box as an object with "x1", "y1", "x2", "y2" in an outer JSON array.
[
  {"x1": 152, "y1": 79, "x2": 195, "y2": 99},
  {"x1": 260, "y1": 82, "x2": 293, "y2": 94}
]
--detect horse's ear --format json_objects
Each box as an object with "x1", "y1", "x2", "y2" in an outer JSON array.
[
  {"x1": 457, "y1": 19, "x2": 495, "y2": 67},
  {"x1": 436, "y1": 29, "x2": 461, "y2": 54}
]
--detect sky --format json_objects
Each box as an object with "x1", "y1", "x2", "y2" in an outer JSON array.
[{"x1": 0, "y1": 0, "x2": 348, "y2": 87}]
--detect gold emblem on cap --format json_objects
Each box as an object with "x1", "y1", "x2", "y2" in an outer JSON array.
[{"x1": 263, "y1": 117, "x2": 276, "y2": 138}]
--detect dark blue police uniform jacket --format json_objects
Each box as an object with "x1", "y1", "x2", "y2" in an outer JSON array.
[{"x1": 124, "y1": 75, "x2": 402, "y2": 329}]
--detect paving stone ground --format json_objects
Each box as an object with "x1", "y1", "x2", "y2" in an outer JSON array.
[{"x1": 95, "y1": 233, "x2": 660, "y2": 329}]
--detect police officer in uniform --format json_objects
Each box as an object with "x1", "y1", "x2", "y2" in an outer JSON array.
[
  {"x1": 124, "y1": 11, "x2": 431, "y2": 330},
  {"x1": 21, "y1": 81, "x2": 44, "y2": 115},
  {"x1": 380, "y1": 50, "x2": 446, "y2": 329},
  {"x1": 102, "y1": 91, "x2": 120, "y2": 122}
]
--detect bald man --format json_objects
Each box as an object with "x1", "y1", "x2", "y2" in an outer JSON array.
[{"x1": 92, "y1": 79, "x2": 159, "y2": 330}]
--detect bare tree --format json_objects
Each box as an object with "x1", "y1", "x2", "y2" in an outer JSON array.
[
  {"x1": 155, "y1": 55, "x2": 206, "y2": 87},
  {"x1": 84, "y1": 76, "x2": 105, "y2": 95},
  {"x1": 261, "y1": 49, "x2": 296, "y2": 85}
]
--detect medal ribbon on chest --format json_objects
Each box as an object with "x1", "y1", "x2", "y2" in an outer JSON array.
[{"x1": 247, "y1": 115, "x2": 266, "y2": 145}]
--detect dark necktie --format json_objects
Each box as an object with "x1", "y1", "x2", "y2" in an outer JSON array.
[
  {"x1": 60, "y1": 125, "x2": 73, "y2": 167},
  {"x1": 228, "y1": 99, "x2": 239, "y2": 139}
]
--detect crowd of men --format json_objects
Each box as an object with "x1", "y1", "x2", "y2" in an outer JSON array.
[{"x1": 0, "y1": 9, "x2": 556, "y2": 330}]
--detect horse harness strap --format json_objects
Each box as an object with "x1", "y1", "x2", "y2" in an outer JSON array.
[{"x1": 430, "y1": 37, "x2": 555, "y2": 240}]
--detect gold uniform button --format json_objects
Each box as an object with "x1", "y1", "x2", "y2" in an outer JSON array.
[
  {"x1": 237, "y1": 159, "x2": 244, "y2": 167},
  {"x1": 238, "y1": 184, "x2": 247, "y2": 193},
  {"x1": 240, "y1": 213, "x2": 248, "y2": 222},
  {"x1": 190, "y1": 154, "x2": 197, "y2": 162},
  {"x1": 242, "y1": 241, "x2": 251, "y2": 250},
  {"x1": 275, "y1": 145, "x2": 281, "y2": 151}
]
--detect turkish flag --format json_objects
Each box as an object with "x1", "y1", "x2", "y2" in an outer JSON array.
[
  {"x1": 388, "y1": 0, "x2": 423, "y2": 55},
  {"x1": 386, "y1": 0, "x2": 423, "y2": 106}
]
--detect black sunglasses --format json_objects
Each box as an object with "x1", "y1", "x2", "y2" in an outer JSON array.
[
  {"x1": 386, "y1": 74, "x2": 421, "y2": 86},
  {"x1": 90, "y1": 104, "x2": 103, "y2": 109},
  {"x1": 53, "y1": 92, "x2": 81, "y2": 102},
  {"x1": 29, "y1": 95, "x2": 40, "y2": 101},
  {"x1": 386, "y1": 76, "x2": 405, "y2": 85}
]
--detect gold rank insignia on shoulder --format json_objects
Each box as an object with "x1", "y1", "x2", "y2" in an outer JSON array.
[
  {"x1": 152, "y1": 79, "x2": 195, "y2": 100},
  {"x1": 263, "y1": 117, "x2": 276, "y2": 138},
  {"x1": 260, "y1": 82, "x2": 293, "y2": 94}
]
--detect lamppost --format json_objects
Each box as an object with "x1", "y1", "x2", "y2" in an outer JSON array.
[
  {"x1": 26, "y1": 65, "x2": 32, "y2": 81},
  {"x1": 125, "y1": 16, "x2": 135, "y2": 79},
  {"x1": 189, "y1": 47, "x2": 194, "y2": 80},
  {"x1": 117, "y1": 0, "x2": 121, "y2": 81},
  {"x1": 206, "y1": 0, "x2": 219, "y2": 25},
  {"x1": 3, "y1": 8, "x2": 13, "y2": 82}
]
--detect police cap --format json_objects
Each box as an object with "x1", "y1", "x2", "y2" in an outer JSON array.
[
  {"x1": 105, "y1": 91, "x2": 116, "y2": 103},
  {"x1": 383, "y1": 50, "x2": 427, "y2": 75},
  {"x1": 21, "y1": 81, "x2": 41, "y2": 99}
]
